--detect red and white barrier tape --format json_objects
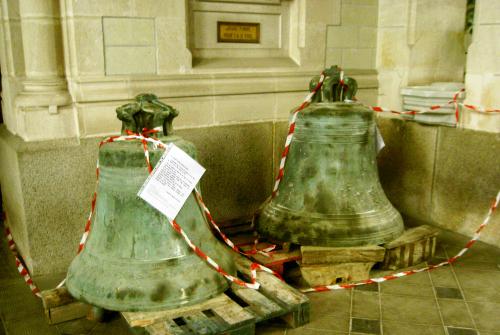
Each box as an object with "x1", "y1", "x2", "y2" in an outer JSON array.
[
  {"x1": 301, "y1": 191, "x2": 499, "y2": 292},
  {"x1": 369, "y1": 88, "x2": 500, "y2": 122},
  {"x1": 3, "y1": 224, "x2": 41, "y2": 297},
  {"x1": 194, "y1": 190, "x2": 276, "y2": 257}
]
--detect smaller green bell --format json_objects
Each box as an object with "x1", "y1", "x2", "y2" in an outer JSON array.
[
  {"x1": 256, "y1": 67, "x2": 404, "y2": 247},
  {"x1": 66, "y1": 94, "x2": 236, "y2": 312}
]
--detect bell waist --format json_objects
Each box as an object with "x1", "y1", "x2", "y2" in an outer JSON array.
[{"x1": 294, "y1": 122, "x2": 373, "y2": 143}]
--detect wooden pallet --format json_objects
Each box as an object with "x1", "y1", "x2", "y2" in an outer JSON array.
[
  {"x1": 122, "y1": 254, "x2": 309, "y2": 334},
  {"x1": 220, "y1": 220, "x2": 441, "y2": 286},
  {"x1": 382, "y1": 225, "x2": 440, "y2": 270},
  {"x1": 220, "y1": 220, "x2": 301, "y2": 276}
]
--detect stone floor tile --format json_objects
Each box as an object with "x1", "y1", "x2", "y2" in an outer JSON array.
[
  {"x1": 446, "y1": 327, "x2": 478, "y2": 335},
  {"x1": 254, "y1": 324, "x2": 286, "y2": 334},
  {"x1": 352, "y1": 291, "x2": 379, "y2": 319},
  {"x1": 437, "y1": 299, "x2": 474, "y2": 328},
  {"x1": 461, "y1": 286, "x2": 500, "y2": 303},
  {"x1": 373, "y1": 268, "x2": 431, "y2": 286},
  {"x1": 308, "y1": 290, "x2": 351, "y2": 317},
  {"x1": 303, "y1": 315, "x2": 350, "y2": 332},
  {"x1": 287, "y1": 327, "x2": 347, "y2": 335},
  {"x1": 452, "y1": 244, "x2": 500, "y2": 269},
  {"x1": 88, "y1": 316, "x2": 131, "y2": 335},
  {"x1": 467, "y1": 301, "x2": 500, "y2": 332},
  {"x1": 0, "y1": 283, "x2": 44, "y2": 322},
  {"x1": 429, "y1": 267, "x2": 459, "y2": 288},
  {"x1": 380, "y1": 281, "x2": 435, "y2": 297},
  {"x1": 452, "y1": 257, "x2": 500, "y2": 272},
  {"x1": 3, "y1": 317, "x2": 60, "y2": 335},
  {"x1": 435, "y1": 287, "x2": 463, "y2": 299},
  {"x1": 55, "y1": 318, "x2": 97, "y2": 335},
  {"x1": 453, "y1": 268, "x2": 500, "y2": 289},
  {"x1": 355, "y1": 283, "x2": 378, "y2": 292},
  {"x1": 381, "y1": 295, "x2": 441, "y2": 324},
  {"x1": 382, "y1": 321, "x2": 446, "y2": 335},
  {"x1": 351, "y1": 318, "x2": 380, "y2": 334}
]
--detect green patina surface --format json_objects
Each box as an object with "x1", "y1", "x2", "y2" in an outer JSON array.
[
  {"x1": 66, "y1": 94, "x2": 235, "y2": 312},
  {"x1": 256, "y1": 67, "x2": 404, "y2": 247}
]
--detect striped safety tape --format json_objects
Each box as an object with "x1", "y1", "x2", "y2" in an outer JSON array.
[
  {"x1": 369, "y1": 88, "x2": 500, "y2": 122},
  {"x1": 3, "y1": 225, "x2": 41, "y2": 297}
]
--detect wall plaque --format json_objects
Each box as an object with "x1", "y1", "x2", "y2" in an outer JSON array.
[{"x1": 217, "y1": 21, "x2": 260, "y2": 43}]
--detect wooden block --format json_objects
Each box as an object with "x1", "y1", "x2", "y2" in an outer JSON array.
[
  {"x1": 301, "y1": 245, "x2": 385, "y2": 264},
  {"x1": 46, "y1": 301, "x2": 91, "y2": 325},
  {"x1": 382, "y1": 225, "x2": 440, "y2": 270},
  {"x1": 41, "y1": 287, "x2": 75, "y2": 309},
  {"x1": 41, "y1": 287, "x2": 91, "y2": 325},
  {"x1": 384, "y1": 225, "x2": 439, "y2": 249},
  {"x1": 300, "y1": 262, "x2": 375, "y2": 287}
]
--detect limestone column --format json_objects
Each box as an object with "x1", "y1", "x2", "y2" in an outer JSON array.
[
  {"x1": 377, "y1": 0, "x2": 467, "y2": 109},
  {"x1": 13, "y1": 0, "x2": 76, "y2": 141},
  {"x1": 463, "y1": 0, "x2": 500, "y2": 132}
]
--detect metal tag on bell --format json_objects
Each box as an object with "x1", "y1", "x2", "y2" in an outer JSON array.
[
  {"x1": 66, "y1": 94, "x2": 235, "y2": 312},
  {"x1": 256, "y1": 66, "x2": 404, "y2": 247}
]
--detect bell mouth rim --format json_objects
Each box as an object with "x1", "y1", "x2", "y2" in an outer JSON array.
[{"x1": 66, "y1": 280, "x2": 230, "y2": 312}]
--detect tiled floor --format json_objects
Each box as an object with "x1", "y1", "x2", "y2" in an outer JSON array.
[{"x1": 1, "y1": 227, "x2": 499, "y2": 335}]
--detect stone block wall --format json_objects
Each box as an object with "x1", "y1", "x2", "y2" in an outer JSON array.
[
  {"x1": 325, "y1": 0, "x2": 378, "y2": 70},
  {"x1": 377, "y1": 0, "x2": 467, "y2": 110},
  {"x1": 376, "y1": 116, "x2": 500, "y2": 247},
  {"x1": 462, "y1": 0, "x2": 500, "y2": 132}
]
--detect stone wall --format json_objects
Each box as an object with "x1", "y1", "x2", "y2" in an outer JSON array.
[
  {"x1": 325, "y1": 0, "x2": 378, "y2": 71},
  {"x1": 377, "y1": 0, "x2": 467, "y2": 109},
  {"x1": 462, "y1": 0, "x2": 500, "y2": 132},
  {"x1": 376, "y1": 116, "x2": 500, "y2": 247}
]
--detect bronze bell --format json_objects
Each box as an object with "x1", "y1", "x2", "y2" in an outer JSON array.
[
  {"x1": 256, "y1": 67, "x2": 404, "y2": 247},
  {"x1": 66, "y1": 94, "x2": 235, "y2": 312}
]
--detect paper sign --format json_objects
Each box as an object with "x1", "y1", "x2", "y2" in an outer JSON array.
[
  {"x1": 138, "y1": 144, "x2": 205, "y2": 220},
  {"x1": 376, "y1": 126, "x2": 385, "y2": 153}
]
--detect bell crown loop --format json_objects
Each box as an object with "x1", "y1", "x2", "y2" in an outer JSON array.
[
  {"x1": 116, "y1": 93, "x2": 179, "y2": 136},
  {"x1": 309, "y1": 65, "x2": 358, "y2": 103}
]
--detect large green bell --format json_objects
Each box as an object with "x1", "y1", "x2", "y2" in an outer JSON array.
[
  {"x1": 66, "y1": 94, "x2": 235, "y2": 312},
  {"x1": 256, "y1": 67, "x2": 404, "y2": 247}
]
